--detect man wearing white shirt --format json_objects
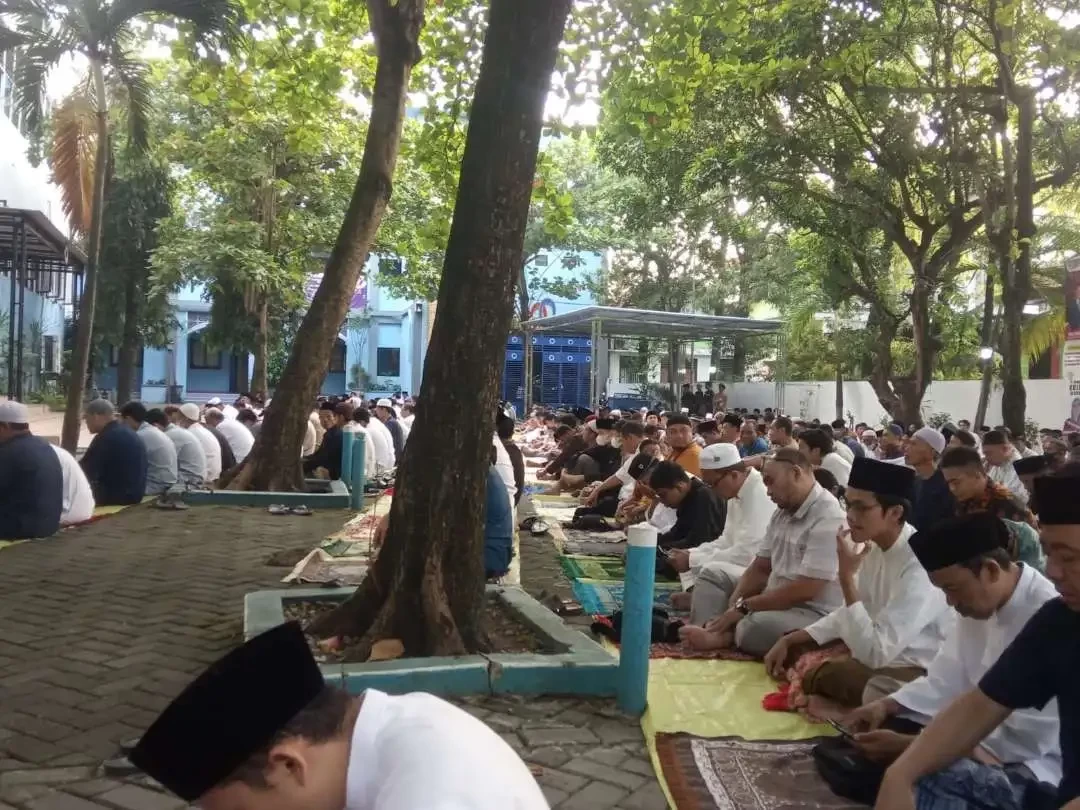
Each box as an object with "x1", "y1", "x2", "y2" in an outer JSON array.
[
  {"x1": 983, "y1": 429, "x2": 1029, "y2": 503},
  {"x1": 352, "y1": 408, "x2": 395, "y2": 476},
  {"x1": 205, "y1": 408, "x2": 254, "y2": 463},
  {"x1": 844, "y1": 512, "x2": 1061, "y2": 793},
  {"x1": 579, "y1": 421, "x2": 645, "y2": 517},
  {"x1": 131, "y1": 623, "x2": 546, "y2": 810},
  {"x1": 171, "y1": 403, "x2": 221, "y2": 483},
  {"x1": 52, "y1": 444, "x2": 95, "y2": 525},
  {"x1": 799, "y1": 427, "x2": 853, "y2": 487},
  {"x1": 148, "y1": 408, "x2": 207, "y2": 487},
  {"x1": 763, "y1": 458, "x2": 952, "y2": 707},
  {"x1": 668, "y1": 442, "x2": 775, "y2": 610}
]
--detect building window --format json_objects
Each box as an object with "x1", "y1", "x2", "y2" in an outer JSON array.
[
  {"x1": 377, "y1": 347, "x2": 400, "y2": 377},
  {"x1": 534, "y1": 255, "x2": 548, "y2": 267},
  {"x1": 619, "y1": 356, "x2": 647, "y2": 384},
  {"x1": 378, "y1": 256, "x2": 403, "y2": 277},
  {"x1": 329, "y1": 340, "x2": 346, "y2": 373},
  {"x1": 188, "y1": 337, "x2": 221, "y2": 369}
]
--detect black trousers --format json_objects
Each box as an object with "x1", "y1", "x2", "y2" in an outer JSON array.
[{"x1": 573, "y1": 495, "x2": 619, "y2": 520}]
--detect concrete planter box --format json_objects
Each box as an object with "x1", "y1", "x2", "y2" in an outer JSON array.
[
  {"x1": 245, "y1": 585, "x2": 617, "y2": 697},
  {"x1": 183, "y1": 478, "x2": 350, "y2": 508}
]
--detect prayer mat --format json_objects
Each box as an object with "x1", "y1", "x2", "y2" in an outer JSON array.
[
  {"x1": 559, "y1": 554, "x2": 626, "y2": 581},
  {"x1": 561, "y1": 539, "x2": 627, "y2": 558},
  {"x1": 571, "y1": 578, "x2": 682, "y2": 615},
  {"x1": 562, "y1": 526, "x2": 626, "y2": 544},
  {"x1": 328, "y1": 512, "x2": 383, "y2": 541},
  {"x1": 597, "y1": 634, "x2": 756, "y2": 661},
  {"x1": 0, "y1": 539, "x2": 28, "y2": 552},
  {"x1": 655, "y1": 734, "x2": 860, "y2": 810},
  {"x1": 283, "y1": 548, "x2": 369, "y2": 585},
  {"x1": 320, "y1": 537, "x2": 373, "y2": 558}
]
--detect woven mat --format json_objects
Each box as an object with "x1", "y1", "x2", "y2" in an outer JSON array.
[
  {"x1": 559, "y1": 554, "x2": 626, "y2": 581},
  {"x1": 562, "y1": 525, "x2": 626, "y2": 544},
  {"x1": 655, "y1": 734, "x2": 859, "y2": 809},
  {"x1": 571, "y1": 578, "x2": 682, "y2": 615}
]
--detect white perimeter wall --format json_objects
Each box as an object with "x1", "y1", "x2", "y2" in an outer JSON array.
[{"x1": 726, "y1": 379, "x2": 1069, "y2": 430}]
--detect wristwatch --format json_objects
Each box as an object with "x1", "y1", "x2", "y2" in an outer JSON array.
[{"x1": 734, "y1": 597, "x2": 752, "y2": 616}]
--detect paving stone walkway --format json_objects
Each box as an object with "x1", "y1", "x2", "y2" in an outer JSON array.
[{"x1": 0, "y1": 504, "x2": 664, "y2": 810}]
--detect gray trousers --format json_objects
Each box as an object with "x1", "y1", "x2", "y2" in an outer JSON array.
[{"x1": 690, "y1": 564, "x2": 823, "y2": 658}]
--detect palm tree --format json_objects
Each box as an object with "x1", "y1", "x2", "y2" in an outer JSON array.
[{"x1": 0, "y1": 0, "x2": 240, "y2": 451}]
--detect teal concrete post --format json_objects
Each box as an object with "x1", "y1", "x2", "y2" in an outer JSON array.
[
  {"x1": 341, "y1": 429, "x2": 355, "y2": 486},
  {"x1": 349, "y1": 433, "x2": 367, "y2": 510},
  {"x1": 617, "y1": 522, "x2": 657, "y2": 715}
]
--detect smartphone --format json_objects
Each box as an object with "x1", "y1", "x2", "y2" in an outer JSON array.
[{"x1": 828, "y1": 718, "x2": 856, "y2": 742}]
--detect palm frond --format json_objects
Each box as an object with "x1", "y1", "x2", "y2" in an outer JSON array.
[
  {"x1": 0, "y1": 26, "x2": 33, "y2": 52},
  {"x1": 49, "y1": 91, "x2": 98, "y2": 237},
  {"x1": 110, "y1": 45, "x2": 152, "y2": 152},
  {"x1": 11, "y1": 29, "x2": 79, "y2": 136},
  {"x1": 1021, "y1": 309, "x2": 1066, "y2": 363},
  {"x1": 105, "y1": 0, "x2": 243, "y2": 49}
]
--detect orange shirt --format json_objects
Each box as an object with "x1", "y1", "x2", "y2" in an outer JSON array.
[{"x1": 667, "y1": 443, "x2": 702, "y2": 476}]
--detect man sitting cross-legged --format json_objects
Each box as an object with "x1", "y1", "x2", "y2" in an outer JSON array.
[
  {"x1": 577, "y1": 421, "x2": 645, "y2": 519},
  {"x1": 841, "y1": 512, "x2": 1060, "y2": 800},
  {"x1": 763, "y1": 458, "x2": 952, "y2": 707},
  {"x1": 874, "y1": 473, "x2": 1080, "y2": 810},
  {"x1": 668, "y1": 442, "x2": 776, "y2": 611},
  {"x1": 679, "y1": 448, "x2": 846, "y2": 656},
  {"x1": 648, "y1": 461, "x2": 727, "y2": 578}
]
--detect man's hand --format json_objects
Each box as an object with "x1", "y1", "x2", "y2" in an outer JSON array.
[
  {"x1": 853, "y1": 730, "x2": 913, "y2": 763},
  {"x1": 537, "y1": 470, "x2": 551, "y2": 481},
  {"x1": 763, "y1": 635, "x2": 790, "y2": 680},
  {"x1": 845, "y1": 699, "x2": 891, "y2": 733},
  {"x1": 705, "y1": 608, "x2": 743, "y2": 635},
  {"x1": 583, "y1": 485, "x2": 601, "y2": 506},
  {"x1": 836, "y1": 526, "x2": 870, "y2": 582},
  {"x1": 669, "y1": 549, "x2": 691, "y2": 573}
]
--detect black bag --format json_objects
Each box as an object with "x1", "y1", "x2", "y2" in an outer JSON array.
[{"x1": 811, "y1": 737, "x2": 883, "y2": 806}]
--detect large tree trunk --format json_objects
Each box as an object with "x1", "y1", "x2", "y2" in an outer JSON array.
[
  {"x1": 115, "y1": 270, "x2": 140, "y2": 404},
  {"x1": 62, "y1": 62, "x2": 109, "y2": 452},
  {"x1": 310, "y1": 0, "x2": 572, "y2": 657},
  {"x1": 1001, "y1": 92, "x2": 1035, "y2": 438},
  {"x1": 222, "y1": 0, "x2": 426, "y2": 491}
]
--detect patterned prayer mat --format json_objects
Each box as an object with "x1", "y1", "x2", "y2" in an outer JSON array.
[
  {"x1": 655, "y1": 734, "x2": 861, "y2": 810},
  {"x1": 561, "y1": 525, "x2": 626, "y2": 544},
  {"x1": 561, "y1": 539, "x2": 627, "y2": 557},
  {"x1": 571, "y1": 578, "x2": 682, "y2": 615},
  {"x1": 559, "y1": 554, "x2": 626, "y2": 581},
  {"x1": 649, "y1": 643, "x2": 757, "y2": 662},
  {"x1": 319, "y1": 537, "x2": 373, "y2": 558}
]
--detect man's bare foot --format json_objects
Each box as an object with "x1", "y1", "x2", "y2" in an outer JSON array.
[
  {"x1": 678, "y1": 624, "x2": 732, "y2": 651},
  {"x1": 670, "y1": 591, "x2": 693, "y2": 611}
]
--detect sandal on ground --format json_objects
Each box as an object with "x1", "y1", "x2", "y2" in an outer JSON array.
[
  {"x1": 290, "y1": 505, "x2": 313, "y2": 516},
  {"x1": 268, "y1": 504, "x2": 291, "y2": 515},
  {"x1": 529, "y1": 519, "x2": 550, "y2": 535}
]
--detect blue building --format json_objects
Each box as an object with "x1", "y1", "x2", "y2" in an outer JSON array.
[
  {"x1": 502, "y1": 249, "x2": 605, "y2": 414},
  {"x1": 96, "y1": 256, "x2": 432, "y2": 404}
]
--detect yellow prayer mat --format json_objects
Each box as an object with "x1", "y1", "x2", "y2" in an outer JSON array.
[
  {"x1": 642, "y1": 658, "x2": 834, "y2": 808},
  {"x1": 532, "y1": 493, "x2": 579, "y2": 504},
  {"x1": 0, "y1": 539, "x2": 28, "y2": 552}
]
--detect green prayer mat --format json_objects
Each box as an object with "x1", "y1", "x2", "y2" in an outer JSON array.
[{"x1": 559, "y1": 554, "x2": 626, "y2": 581}]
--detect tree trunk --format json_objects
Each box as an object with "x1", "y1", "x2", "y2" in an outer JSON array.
[
  {"x1": 974, "y1": 269, "x2": 996, "y2": 430},
  {"x1": 1001, "y1": 91, "x2": 1035, "y2": 438},
  {"x1": 309, "y1": 0, "x2": 572, "y2": 657},
  {"x1": 251, "y1": 296, "x2": 269, "y2": 399},
  {"x1": 222, "y1": 0, "x2": 426, "y2": 491},
  {"x1": 61, "y1": 62, "x2": 109, "y2": 452},
  {"x1": 115, "y1": 270, "x2": 140, "y2": 404}
]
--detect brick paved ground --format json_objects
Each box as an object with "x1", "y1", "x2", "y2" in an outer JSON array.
[{"x1": 0, "y1": 504, "x2": 664, "y2": 810}]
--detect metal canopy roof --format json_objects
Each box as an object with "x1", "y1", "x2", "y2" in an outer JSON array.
[
  {"x1": 0, "y1": 207, "x2": 87, "y2": 269},
  {"x1": 522, "y1": 305, "x2": 783, "y2": 340}
]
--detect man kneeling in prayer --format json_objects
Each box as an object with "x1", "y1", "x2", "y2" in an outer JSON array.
[
  {"x1": 840, "y1": 512, "x2": 1060, "y2": 802},
  {"x1": 763, "y1": 458, "x2": 952, "y2": 707},
  {"x1": 679, "y1": 448, "x2": 846, "y2": 656},
  {"x1": 130, "y1": 623, "x2": 547, "y2": 810}
]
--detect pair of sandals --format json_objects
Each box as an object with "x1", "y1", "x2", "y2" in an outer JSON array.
[
  {"x1": 267, "y1": 504, "x2": 313, "y2": 516},
  {"x1": 519, "y1": 516, "x2": 550, "y2": 536},
  {"x1": 103, "y1": 737, "x2": 142, "y2": 776}
]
